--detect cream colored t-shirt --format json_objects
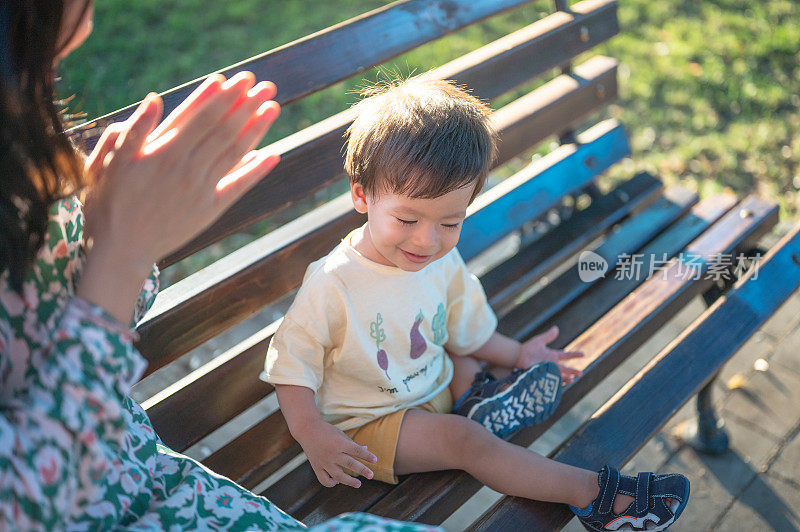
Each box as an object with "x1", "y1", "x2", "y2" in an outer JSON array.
[{"x1": 261, "y1": 229, "x2": 497, "y2": 431}]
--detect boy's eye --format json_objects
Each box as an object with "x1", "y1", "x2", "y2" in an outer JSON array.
[
  {"x1": 396, "y1": 218, "x2": 417, "y2": 226},
  {"x1": 442, "y1": 223, "x2": 461, "y2": 230}
]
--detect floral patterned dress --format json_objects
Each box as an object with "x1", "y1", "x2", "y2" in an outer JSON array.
[{"x1": 0, "y1": 198, "x2": 437, "y2": 531}]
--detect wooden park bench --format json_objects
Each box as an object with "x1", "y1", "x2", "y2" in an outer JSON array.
[{"x1": 71, "y1": 0, "x2": 800, "y2": 528}]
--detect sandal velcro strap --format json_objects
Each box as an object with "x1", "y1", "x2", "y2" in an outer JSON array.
[
  {"x1": 596, "y1": 465, "x2": 620, "y2": 515},
  {"x1": 635, "y1": 472, "x2": 652, "y2": 515}
]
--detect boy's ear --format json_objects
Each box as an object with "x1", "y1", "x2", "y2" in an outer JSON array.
[{"x1": 351, "y1": 182, "x2": 369, "y2": 214}]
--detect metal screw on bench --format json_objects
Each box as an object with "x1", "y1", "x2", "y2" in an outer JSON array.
[
  {"x1": 595, "y1": 83, "x2": 606, "y2": 99},
  {"x1": 580, "y1": 26, "x2": 590, "y2": 42}
]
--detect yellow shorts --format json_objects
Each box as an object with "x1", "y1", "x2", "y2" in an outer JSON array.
[{"x1": 344, "y1": 387, "x2": 453, "y2": 484}]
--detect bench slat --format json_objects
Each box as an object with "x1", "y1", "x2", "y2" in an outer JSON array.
[
  {"x1": 495, "y1": 188, "x2": 720, "y2": 338},
  {"x1": 136, "y1": 63, "x2": 619, "y2": 374},
  {"x1": 483, "y1": 172, "x2": 663, "y2": 312},
  {"x1": 470, "y1": 224, "x2": 800, "y2": 531},
  {"x1": 422, "y1": 0, "x2": 618, "y2": 111},
  {"x1": 143, "y1": 119, "x2": 627, "y2": 451},
  {"x1": 542, "y1": 194, "x2": 743, "y2": 344},
  {"x1": 198, "y1": 175, "x2": 661, "y2": 484},
  {"x1": 69, "y1": 0, "x2": 547, "y2": 149},
  {"x1": 159, "y1": 1, "x2": 620, "y2": 267},
  {"x1": 460, "y1": 118, "x2": 629, "y2": 261},
  {"x1": 303, "y1": 196, "x2": 775, "y2": 524}
]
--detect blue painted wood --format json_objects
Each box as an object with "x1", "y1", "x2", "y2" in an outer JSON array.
[
  {"x1": 497, "y1": 186, "x2": 702, "y2": 339},
  {"x1": 458, "y1": 122, "x2": 631, "y2": 262},
  {"x1": 472, "y1": 224, "x2": 800, "y2": 531},
  {"x1": 510, "y1": 193, "x2": 736, "y2": 342}
]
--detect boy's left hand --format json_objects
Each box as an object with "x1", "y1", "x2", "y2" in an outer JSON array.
[{"x1": 515, "y1": 325, "x2": 583, "y2": 384}]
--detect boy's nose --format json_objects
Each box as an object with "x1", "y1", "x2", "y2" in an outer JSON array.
[{"x1": 410, "y1": 224, "x2": 439, "y2": 251}]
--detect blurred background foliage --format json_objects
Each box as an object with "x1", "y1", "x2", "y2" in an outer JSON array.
[{"x1": 59, "y1": 0, "x2": 800, "y2": 284}]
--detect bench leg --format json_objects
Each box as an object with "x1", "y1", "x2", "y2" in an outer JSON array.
[
  {"x1": 682, "y1": 374, "x2": 730, "y2": 454},
  {"x1": 681, "y1": 247, "x2": 764, "y2": 454}
]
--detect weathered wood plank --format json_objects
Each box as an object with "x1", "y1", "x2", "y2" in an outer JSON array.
[
  {"x1": 483, "y1": 172, "x2": 663, "y2": 311},
  {"x1": 422, "y1": 0, "x2": 618, "y2": 105},
  {"x1": 459, "y1": 119, "x2": 629, "y2": 261},
  {"x1": 470, "y1": 223, "x2": 800, "y2": 531},
  {"x1": 496, "y1": 192, "x2": 735, "y2": 340},
  {"x1": 139, "y1": 324, "x2": 278, "y2": 452},
  {"x1": 143, "y1": 121, "x2": 626, "y2": 450}
]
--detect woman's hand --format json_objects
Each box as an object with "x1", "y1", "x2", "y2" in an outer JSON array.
[
  {"x1": 292, "y1": 418, "x2": 377, "y2": 489},
  {"x1": 78, "y1": 72, "x2": 280, "y2": 324},
  {"x1": 83, "y1": 71, "x2": 279, "y2": 266},
  {"x1": 515, "y1": 326, "x2": 584, "y2": 384}
]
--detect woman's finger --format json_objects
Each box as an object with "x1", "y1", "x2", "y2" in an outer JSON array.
[
  {"x1": 112, "y1": 93, "x2": 163, "y2": 162},
  {"x1": 170, "y1": 74, "x2": 253, "y2": 158},
  {"x1": 206, "y1": 97, "x2": 280, "y2": 180},
  {"x1": 198, "y1": 83, "x2": 276, "y2": 176},
  {"x1": 227, "y1": 150, "x2": 260, "y2": 174},
  {"x1": 84, "y1": 122, "x2": 125, "y2": 182},
  {"x1": 145, "y1": 73, "x2": 225, "y2": 143},
  {"x1": 214, "y1": 149, "x2": 280, "y2": 203}
]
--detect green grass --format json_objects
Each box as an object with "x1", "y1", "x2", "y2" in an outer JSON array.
[{"x1": 59, "y1": 0, "x2": 800, "y2": 281}]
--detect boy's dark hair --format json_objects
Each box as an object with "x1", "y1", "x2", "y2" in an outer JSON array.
[{"x1": 344, "y1": 78, "x2": 497, "y2": 203}]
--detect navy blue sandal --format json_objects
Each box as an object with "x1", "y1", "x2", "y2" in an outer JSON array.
[
  {"x1": 570, "y1": 465, "x2": 690, "y2": 531},
  {"x1": 452, "y1": 361, "x2": 563, "y2": 438}
]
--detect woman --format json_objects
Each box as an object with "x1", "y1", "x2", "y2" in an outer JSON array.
[{"x1": 0, "y1": 1, "x2": 436, "y2": 530}]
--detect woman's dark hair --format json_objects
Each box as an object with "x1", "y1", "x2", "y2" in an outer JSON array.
[{"x1": 1, "y1": 0, "x2": 92, "y2": 292}]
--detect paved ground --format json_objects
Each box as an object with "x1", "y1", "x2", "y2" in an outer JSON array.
[{"x1": 445, "y1": 238, "x2": 800, "y2": 531}]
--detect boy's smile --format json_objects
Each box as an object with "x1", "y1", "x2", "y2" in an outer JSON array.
[{"x1": 350, "y1": 183, "x2": 475, "y2": 272}]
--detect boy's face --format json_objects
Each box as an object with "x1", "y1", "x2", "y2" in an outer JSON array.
[{"x1": 351, "y1": 182, "x2": 474, "y2": 272}]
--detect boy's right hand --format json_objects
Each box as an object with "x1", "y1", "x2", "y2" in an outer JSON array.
[{"x1": 295, "y1": 419, "x2": 377, "y2": 488}]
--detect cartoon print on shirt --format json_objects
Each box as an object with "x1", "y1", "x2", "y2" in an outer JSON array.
[
  {"x1": 432, "y1": 302, "x2": 447, "y2": 345},
  {"x1": 409, "y1": 309, "x2": 427, "y2": 359},
  {"x1": 370, "y1": 313, "x2": 390, "y2": 379}
]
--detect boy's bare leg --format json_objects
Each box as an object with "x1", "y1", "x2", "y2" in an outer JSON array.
[
  {"x1": 449, "y1": 355, "x2": 483, "y2": 400},
  {"x1": 394, "y1": 409, "x2": 637, "y2": 513}
]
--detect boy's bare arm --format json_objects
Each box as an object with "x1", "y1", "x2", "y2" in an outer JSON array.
[
  {"x1": 467, "y1": 327, "x2": 584, "y2": 384},
  {"x1": 274, "y1": 384, "x2": 378, "y2": 488},
  {"x1": 466, "y1": 332, "x2": 521, "y2": 367}
]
